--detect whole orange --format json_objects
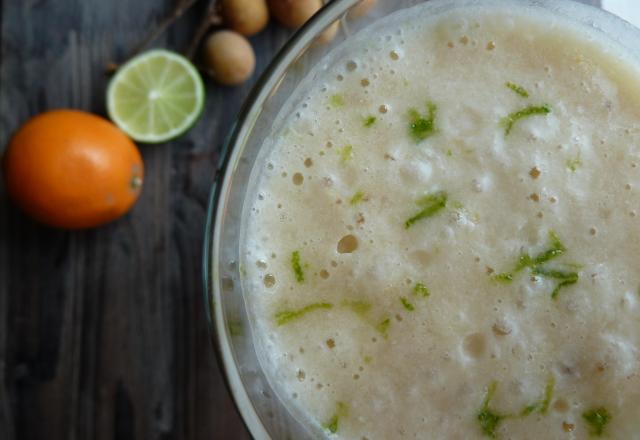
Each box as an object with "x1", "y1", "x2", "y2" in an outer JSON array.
[{"x1": 2, "y1": 109, "x2": 144, "y2": 229}]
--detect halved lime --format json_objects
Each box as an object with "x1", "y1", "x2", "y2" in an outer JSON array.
[{"x1": 107, "y1": 49, "x2": 205, "y2": 143}]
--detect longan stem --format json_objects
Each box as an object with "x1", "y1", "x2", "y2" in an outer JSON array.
[
  {"x1": 106, "y1": 0, "x2": 201, "y2": 73},
  {"x1": 185, "y1": 0, "x2": 222, "y2": 59}
]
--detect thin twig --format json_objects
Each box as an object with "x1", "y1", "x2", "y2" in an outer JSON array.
[
  {"x1": 185, "y1": 0, "x2": 222, "y2": 59},
  {"x1": 106, "y1": 0, "x2": 201, "y2": 73}
]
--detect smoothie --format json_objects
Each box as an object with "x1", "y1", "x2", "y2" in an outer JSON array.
[{"x1": 241, "y1": 2, "x2": 640, "y2": 438}]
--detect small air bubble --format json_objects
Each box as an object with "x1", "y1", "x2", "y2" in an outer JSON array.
[
  {"x1": 304, "y1": 158, "x2": 313, "y2": 168},
  {"x1": 264, "y1": 274, "x2": 276, "y2": 288},
  {"x1": 267, "y1": 163, "x2": 274, "y2": 170},
  {"x1": 292, "y1": 173, "x2": 304, "y2": 185},
  {"x1": 360, "y1": 78, "x2": 370, "y2": 87},
  {"x1": 389, "y1": 50, "x2": 400, "y2": 60},
  {"x1": 337, "y1": 234, "x2": 358, "y2": 253},
  {"x1": 281, "y1": 172, "x2": 287, "y2": 178},
  {"x1": 346, "y1": 60, "x2": 358, "y2": 71},
  {"x1": 336, "y1": 74, "x2": 344, "y2": 81},
  {"x1": 256, "y1": 260, "x2": 267, "y2": 269},
  {"x1": 320, "y1": 269, "x2": 330, "y2": 279},
  {"x1": 378, "y1": 104, "x2": 388, "y2": 114},
  {"x1": 463, "y1": 333, "x2": 487, "y2": 358},
  {"x1": 331, "y1": 260, "x2": 338, "y2": 267}
]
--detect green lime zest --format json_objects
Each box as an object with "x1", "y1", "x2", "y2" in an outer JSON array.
[
  {"x1": 364, "y1": 115, "x2": 377, "y2": 127},
  {"x1": 408, "y1": 101, "x2": 437, "y2": 143},
  {"x1": 275, "y1": 302, "x2": 333, "y2": 326},
  {"x1": 342, "y1": 299, "x2": 372, "y2": 316},
  {"x1": 350, "y1": 191, "x2": 365, "y2": 205},
  {"x1": 493, "y1": 231, "x2": 570, "y2": 288},
  {"x1": 477, "y1": 381, "x2": 507, "y2": 438},
  {"x1": 228, "y1": 320, "x2": 243, "y2": 336},
  {"x1": 501, "y1": 104, "x2": 551, "y2": 136},
  {"x1": 531, "y1": 266, "x2": 579, "y2": 299},
  {"x1": 324, "y1": 401, "x2": 348, "y2": 434},
  {"x1": 291, "y1": 250, "x2": 305, "y2": 283},
  {"x1": 405, "y1": 190, "x2": 448, "y2": 229},
  {"x1": 400, "y1": 297, "x2": 415, "y2": 311},
  {"x1": 567, "y1": 156, "x2": 582, "y2": 172},
  {"x1": 376, "y1": 318, "x2": 391, "y2": 338},
  {"x1": 330, "y1": 94, "x2": 345, "y2": 107},
  {"x1": 582, "y1": 407, "x2": 611, "y2": 436},
  {"x1": 505, "y1": 82, "x2": 529, "y2": 98},
  {"x1": 413, "y1": 282, "x2": 430, "y2": 297},
  {"x1": 338, "y1": 145, "x2": 354, "y2": 164},
  {"x1": 521, "y1": 376, "x2": 555, "y2": 416},
  {"x1": 493, "y1": 272, "x2": 514, "y2": 283}
]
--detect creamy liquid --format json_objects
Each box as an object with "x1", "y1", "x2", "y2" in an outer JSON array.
[{"x1": 241, "y1": 3, "x2": 640, "y2": 439}]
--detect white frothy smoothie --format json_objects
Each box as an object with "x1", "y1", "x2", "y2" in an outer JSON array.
[{"x1": 240, "y1": 2, "x2": 640, "y2": 439}]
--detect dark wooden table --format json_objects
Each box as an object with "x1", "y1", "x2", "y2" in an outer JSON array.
[
  {"x1": 0, "y1": 0, "x2": 603, "y2": 439},
  {"x1": 0, "y1": 0, "x2": 292, "y2": 438}
]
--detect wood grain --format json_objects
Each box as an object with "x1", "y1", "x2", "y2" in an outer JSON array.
[{"x1": 0, "y1": 0, "x2": 603, "y2": 439}]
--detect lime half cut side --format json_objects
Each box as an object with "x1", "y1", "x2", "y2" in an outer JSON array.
[{"x1": 107, "y1": 49, "x2": 205, "y2": 143}]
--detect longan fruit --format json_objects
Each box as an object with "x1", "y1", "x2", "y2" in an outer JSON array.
[
  {"x1": 268, "y1": 0, "x2": 322, "y2": 28},
  {"x1": 202, "y1": 31, "x2": 256, "y2": 86},
  {"x1": 221, "y1": 0, "x2": 269, "y2": 36}
]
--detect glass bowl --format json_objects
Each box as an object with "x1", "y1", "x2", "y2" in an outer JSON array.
[{"x1": 203, "y1": 1, "x2": 640, "y2": 438}]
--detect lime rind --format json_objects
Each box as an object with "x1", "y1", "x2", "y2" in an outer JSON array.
[{"x1": 107, "y1": 49, "x2": 205, "y2": 143}]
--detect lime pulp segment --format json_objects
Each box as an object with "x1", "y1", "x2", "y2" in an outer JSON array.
[{"x1": 107, "y1": 49, "x2": 205, "y2": 143}]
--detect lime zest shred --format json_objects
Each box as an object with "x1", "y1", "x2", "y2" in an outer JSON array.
[
  {"x1": 376, "y1": 318, "x2": 391, "y2": 338},
  {"x1": 493, "y1": 272, "x2": 514, "y2": 283},
  {"x1": 582, "y1": 407, "x2": 611, "y2": 437},
  {"x1": 363, "y1": 115, "x2": 377, "y2": 127},
  {"x1": 408, "y1": 101, "x2": 437, "y2": 142},
  {"x1": 324, "y1": 401, "x2": 349, "y2": 434},
  {"x1": 500, "y1": 104, "x2": 551, "y2": 136},
  {"x1": 228, "y1": 320, "x2": 243, "y2": 336},
  {"x1": 350, "y1": 191, "x2": 365, "y2": 205},
  {"x1": 400, "y1": 296, "x2": 415, "y2": 311},
  {"x1": 505, "y1": 82, "x2": 529, "y2": 98},
  {"x1": 330, "y1": 94, "x2": 345, "y2": 107},
  {"x1": 492, "y1": 231, "x2": 578, "y2": 299},
  {"x1": 338, "y1": 145, "x2": 354, "y2": 163},
  {"x1": 531, "y1": 266, "x2": 579, "y2": 299},
  {"x1": 520, "y1": 377, "x2": 555, "y2": 416},
  {"x1": 291, "y1": 250, "x2": 305, "y2": 283},
  {"x1": 566, "y1": 156, "x2": 582, "y2": 172},
  {"x1": 413, "y1": 282, "x2": 430, "y2": 297},
  {"x1": 477, "y1": 381, "x2": 506, "y2": 438},
  {"x1": 405, "y1": 190, "x2": 448, "y2": 228},
  {"x1": 275, "y1": 302, "x2": 333, "y2": 326},
  {"x1": 342, "y1": 299, "x2": 372, "y2": 316}
]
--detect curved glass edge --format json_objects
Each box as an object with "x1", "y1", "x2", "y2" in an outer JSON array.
[
  {"x1": 203, "y1": 0, "x2": 359, "y2": 438},
  {"x1": 203, "y1": 0, "x2": 640, "y2": 438}
]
